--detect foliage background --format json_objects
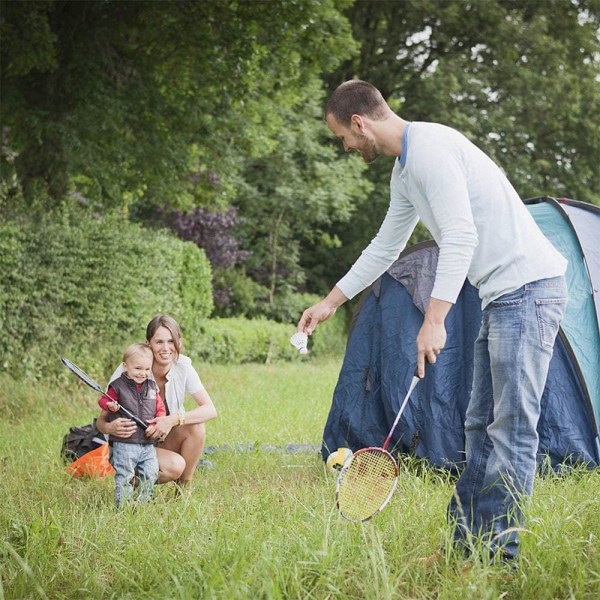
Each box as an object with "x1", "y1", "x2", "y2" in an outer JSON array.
[
  {"x1": 1, "y1": 0, "x2": 599, "y2": 377},
  {"x1": 1, "y1": 4, "x2": 599, "y2": 596}
]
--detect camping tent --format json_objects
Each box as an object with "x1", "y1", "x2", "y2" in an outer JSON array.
[{"x1": 322, "y1": 197, "x2": 600, "y2": 471}]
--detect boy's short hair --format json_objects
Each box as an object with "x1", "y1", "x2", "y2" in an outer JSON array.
[{"x1": 122, "y1": 343, "x2": 152, "y2": 363}]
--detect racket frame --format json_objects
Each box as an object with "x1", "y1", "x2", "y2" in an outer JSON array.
[
  {"x1": 335, "y1": 446, "x2": 399, "y2": 522},
  {"x1": 335, "y1": 372, "x2": 422, "y2": 522},
  {"x1": 61, "y1": 357, "x2": 149, "y2": 430}
]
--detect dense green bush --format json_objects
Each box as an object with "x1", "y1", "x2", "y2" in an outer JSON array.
[
  {"x1": 0, "y1": 209, "x2": 348, "y2": 381},
  {"x1": 0, "y1": 209, "x2": 213, "y2": 380},
  {"x1": 189, "y1": 310, "x2": 348, "y2": 365},
  {"x1": 259, "y1": 291, "x2": 331, "y2": 325},
  {"x1": 211, "y1": 268, "x2": 269, "y2": 319}
]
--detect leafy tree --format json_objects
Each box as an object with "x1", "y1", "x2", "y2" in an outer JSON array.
[
  {"x1": 1, "y1": 0, "x2": 357, "y2": 212},
  {"x1": 233, "y1": 78, "x2": 373, "y2": 310},
  {"x1": 168, "y1": 206, "x2": 250, "y2": 271},
  {"x1": 316, "y1": 0, "x2": 600, "y2": 286},
  {"x1": 151, "y1": 77, "x2": 373, "y2": 319},
  {"x1": 1, "y1": 0, "x2": 366, "y2": 319},
  {"x1": 163, "y1": 204, "x2": 260, "y2": 314},
  {"x1": 330, "y1": 0, "x2": 599, "y2": 201}
]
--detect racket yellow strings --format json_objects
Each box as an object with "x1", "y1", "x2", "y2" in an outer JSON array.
[{"x1": 337, "y1": 450, "x2": 397, "y2": 521}]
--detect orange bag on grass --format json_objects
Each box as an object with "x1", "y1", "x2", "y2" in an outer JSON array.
[{"x1": 66, "y1": 444, "x2": 115, "y2": 478}]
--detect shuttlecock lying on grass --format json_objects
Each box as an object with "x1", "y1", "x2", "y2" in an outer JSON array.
[
  {"x1": 326, "y1": 447, "x2": 353, "y2": 472},
  {"x1": 290, "y1": 331, "x2": 309, "y2": 354}
]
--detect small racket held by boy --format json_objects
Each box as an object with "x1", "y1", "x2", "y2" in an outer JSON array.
[{"x1": 61, "y1": 357, "x2": 149, "y2": 431}]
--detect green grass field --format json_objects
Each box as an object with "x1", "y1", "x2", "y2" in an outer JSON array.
[{"x1": 1, "y1": 361, "x2": 599, "y2": 599}]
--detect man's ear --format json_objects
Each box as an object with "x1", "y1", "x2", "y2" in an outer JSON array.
[{"x1": 350, "y1": 114, "x2": 365, "y2": 133}]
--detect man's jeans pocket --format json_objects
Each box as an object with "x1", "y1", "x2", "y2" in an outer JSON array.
[{"x1": 535, "y1": 297, "x2": 567, "y2": 348}]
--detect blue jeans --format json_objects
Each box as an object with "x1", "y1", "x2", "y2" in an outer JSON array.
[
  {"x1": 110, "y1": 442, "x2": 159, "y2": 508},
  {"x1": 448, "y1": 276, "x2": 567, "y2": 561}
]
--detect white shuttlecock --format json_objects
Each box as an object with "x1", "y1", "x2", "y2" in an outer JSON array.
[{"x1": 290, "y1": 332, "x2": 309, "y2": 354}]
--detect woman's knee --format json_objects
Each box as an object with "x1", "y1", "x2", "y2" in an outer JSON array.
[{"x1": 158, "y1": 451, "x2": 186, "y2": 483}]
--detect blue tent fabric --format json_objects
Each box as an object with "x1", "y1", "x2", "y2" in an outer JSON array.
[
  {"x1": 560, "y1": 201, "x2": 600, "y2": 319},
  {"x1": 322, "y1": 197, "x2": 600, "y2": 470},
  {"x1": 525, "y1": 199, "x2": 600, "y2": 447}
]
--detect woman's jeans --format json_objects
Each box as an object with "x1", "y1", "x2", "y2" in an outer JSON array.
[
  {"x1": 448, "y1": 276, "x2": 567, "y2": 561},
  {"x1": 110, "y1": 442, "x2": 159, "y2": 508}
]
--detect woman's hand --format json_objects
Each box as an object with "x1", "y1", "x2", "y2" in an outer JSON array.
[
  {"x1": 146, "y1": 415, "x2": 176, "y2": 443},
  {"x1": 107, "y1": 417, "x2": 137, "y2": 438}
]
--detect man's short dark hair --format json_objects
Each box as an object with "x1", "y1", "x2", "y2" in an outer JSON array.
[{"x1": 326, "y1": 80, "x2": 388, "y2": 125}]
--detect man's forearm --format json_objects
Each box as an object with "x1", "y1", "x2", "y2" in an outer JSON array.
[{"x1": 324, "y1": 286, "x2": 349, "y2": 310}]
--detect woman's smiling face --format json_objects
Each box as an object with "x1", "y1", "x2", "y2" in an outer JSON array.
[{"x1": 148, "y1": 326, "x2": 179, "y2": 367}]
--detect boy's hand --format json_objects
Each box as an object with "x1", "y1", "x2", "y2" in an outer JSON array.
[{"x1": 107, "y1": 401, "x2": 120, "y2": 413}]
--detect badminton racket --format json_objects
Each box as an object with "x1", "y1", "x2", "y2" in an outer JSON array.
[
  {"x1": 336, "y1": 368, "x2": 422, "y2": 522},
  {"x1": 61, "y1": 357, "x2": 148, "y2": 430}
]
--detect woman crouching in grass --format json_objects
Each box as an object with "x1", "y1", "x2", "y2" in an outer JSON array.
[{"x1": 97, "y1": 314, "x2": 217, "y2": 491}]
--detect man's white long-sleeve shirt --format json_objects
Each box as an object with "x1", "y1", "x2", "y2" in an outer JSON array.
[{"x1": 336, "y1": 122, "x2": 567, "y2": 308}]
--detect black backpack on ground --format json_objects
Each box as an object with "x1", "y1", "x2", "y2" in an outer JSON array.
[{"x1": 60, "y1": 419, "x2": 108, "y2": 464}]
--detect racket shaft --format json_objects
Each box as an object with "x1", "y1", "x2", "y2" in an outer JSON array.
[
  {"x1": 63, "y1": 358, "x2": 148, "y2": 430},
  {"x1": 337, "y1": 449, "x2": 398, "y2": 522},
  {"x1": 100, "y1": 391, "x2": 148, "y2": 430},
  {"x1": 118, "y1": 408, "x2": 148, "y2": 431},
  {"x1": 382, "y1": 374, "x2": 420, "y2": 450}
]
